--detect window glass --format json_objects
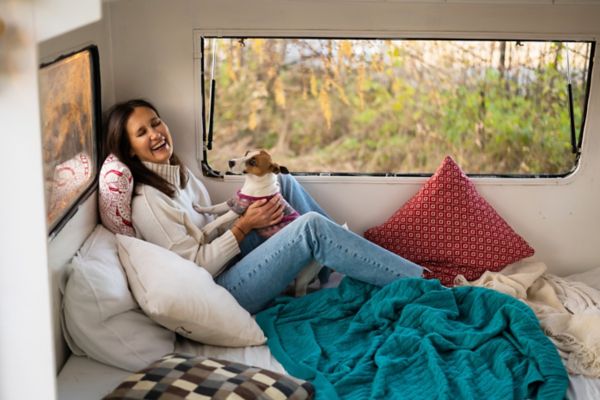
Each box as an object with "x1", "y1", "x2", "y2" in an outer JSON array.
[
  {"x1": 39, "y1": 48, "x2": 98, "y2": 231},
  {"x1": 202, "y1": 38, "x2": 593, "y2": 176}
]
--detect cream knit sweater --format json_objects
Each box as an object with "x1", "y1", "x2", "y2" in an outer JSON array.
[{"x1": 131, "y1": 162, "x2": 240, "y2": 277}]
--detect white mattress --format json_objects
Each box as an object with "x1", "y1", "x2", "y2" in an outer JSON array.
[
  {"x1": 57, "y1": 356, "x2": 130, "y2": 400},
  {"x1": 57, "y1": 338, "x2": 283, "y2": 400}
]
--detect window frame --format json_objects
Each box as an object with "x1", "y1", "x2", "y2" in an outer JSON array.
[
  {"x1": 193, "y1": 30, "x2": 595, "y2": 181},
  {"x1": 39, "y1": 45, "x2": 103, "y2": 238}
]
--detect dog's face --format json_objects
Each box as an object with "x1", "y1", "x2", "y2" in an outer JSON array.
[{"x1": 228, "y1": 150, "x2": 289, "y2": 176}]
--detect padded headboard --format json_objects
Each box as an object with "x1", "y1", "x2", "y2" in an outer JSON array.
[{"x1": 47, "y1": 192, "x2": 98, "y2": 371}]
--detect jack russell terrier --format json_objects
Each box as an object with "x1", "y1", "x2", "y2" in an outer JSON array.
[{"x1": 194, "y1": 149, "x2": 321, "y2": 296}]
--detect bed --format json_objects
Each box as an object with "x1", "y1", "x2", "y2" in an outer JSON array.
[
  {"x1": 57, "y1": 154, "x2": 600, "y2": 398},
  {"x1": 56, "y1": 223, "x2": 600, "y2": 399}
]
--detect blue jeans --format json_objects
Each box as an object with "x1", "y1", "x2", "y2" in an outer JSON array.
[
  {"x1": 236, "y1": 174, "x2": 330, "y2": 256},
  {"x1": 216, "y1": 177, "x2": 424, "y2": 313},
  {"x1": 217, "y1": 212, "x2": 423, "y2": 313}
]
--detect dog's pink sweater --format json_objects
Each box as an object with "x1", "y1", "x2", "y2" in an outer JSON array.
[{"x1": 227, "y1": 191, "x2": 300, "y2": 238}]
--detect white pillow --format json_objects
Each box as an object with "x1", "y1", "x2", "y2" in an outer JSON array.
[
  {"x1": 61, "y1": 225, "x2": 175, "y2": 371},
  {"x1": 116, "y1": 235, "x2": 267, "y2": 347}
]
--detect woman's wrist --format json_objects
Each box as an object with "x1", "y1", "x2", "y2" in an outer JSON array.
[
  {"x1": 232, "y1": 223, "x2": 248, "y2": 236},
  {"x1": 235, "y1": 217, "x2": 252, "y2": 234},
  {"x1": 231, "y1": 222, "x2": 249, "y2": 242}
]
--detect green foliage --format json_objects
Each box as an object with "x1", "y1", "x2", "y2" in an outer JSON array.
[{"x1": 206, "y1": 39, "x2": 590, "y2": 175}]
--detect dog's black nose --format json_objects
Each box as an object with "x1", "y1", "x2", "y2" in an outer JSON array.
[{"x1": 228, "y1": 160, "x2": 235, "y2": 168}]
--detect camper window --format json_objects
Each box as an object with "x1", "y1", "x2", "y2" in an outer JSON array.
[
  {"x1": 39, "y1": 46, "x2": 100, "y2": 234},
  {"x1": 199, "y1": 37, "x2": 594, "y2": 178}
]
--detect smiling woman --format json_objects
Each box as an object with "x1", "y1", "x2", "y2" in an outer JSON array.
[
  {"x1": 105, "y1": 99, "x2": 189, "y2": 198},
  {"x1": 104, "y1": 98, "x2": 424, "y2": 313}
]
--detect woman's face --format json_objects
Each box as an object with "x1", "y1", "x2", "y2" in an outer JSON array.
[{"x1": 126, "y1": 106, "x2": 174, "y2": 164}]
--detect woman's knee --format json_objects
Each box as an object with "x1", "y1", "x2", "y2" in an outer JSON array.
[
  {"x1": 278, "y1": 173, "x2": 296, "y2": 187},
  {"x1": 296, "y1": 211, "x2": 326, "y2": 228}
]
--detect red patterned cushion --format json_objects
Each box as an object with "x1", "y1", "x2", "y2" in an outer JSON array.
[
  {"x1": 364, "y1": 156, "x2": 534, "y2": 286},
  {"x1": 98, "y1": 154, "x2": 135, "y2": 236}
]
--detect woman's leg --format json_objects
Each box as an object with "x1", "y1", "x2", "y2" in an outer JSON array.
[
  {"x1": 237, "y1": 174, "x2": 331, "y2": 258},
  {"x1": 278, "y1": 174, "x2": 330, "y2": 218},
  {"x1": 278, "y1": 173, "x2": 334, "y2": 283},
  {"x1": 216, "y1": 212, "x2": 423, "y2": 313}
]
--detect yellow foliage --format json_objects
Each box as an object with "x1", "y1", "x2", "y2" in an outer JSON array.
[
  {"x1": 267, "y1": 67, "x2": 277, "y2": 80},
  {"x1": 370, "y1": 54, "x2": 384, "y2": 73},
  {"x1": 226, "y1": 62, "x2": 237, "y2": 82},
  {"x1": 310, "y1": 75, "x2": 318, "y2": 97},
  {"x1": 357, "y1": 63, "x2": 366, "y2": 110},
  {"x1": 248, "y1": 110, "x2": 258, "y2": 131},
  {"x1": 226, "y1": 47, "x2": 238, "y2": 82},
  {"x1": 319, "y1": 86, "x2": 332, "y2": 130},
  {"x1": 340, "y1": 41, "x2": 353, "y2": 59},
  {"x1": 274, "y1": 77, "x2": 286, "y2": 109},
  {"x1": 247, "y1": 98, "x2": 259, "y2": 131},
  {"x1": 324, "y1": 56, "x2": 339, "y2": 80},
  {"x1": 253, "y1": 39, "x2": 265, "y2": 64},
  {"x1": 392, "y1": 78, "x2": 402, "y2": 94},
  {"x1": 331, "y1": 80, "x2": 350, "y2": 106}
]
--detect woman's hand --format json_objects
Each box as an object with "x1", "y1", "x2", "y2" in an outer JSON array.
[{"x1": 236, "y1": 195, "x2": 285, "y2": 233}]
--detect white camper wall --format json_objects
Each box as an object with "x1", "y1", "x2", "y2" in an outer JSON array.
[
  {"x1": 105, "y1": 0, "x2": 600, "y2": 276},
  {"x1": 39, "y1": 2, "x2": 115, "y2": 112},
  {"x1": 39, "y1": 2, "x2": 116, "y2": 372},
  {"x1": 35, "y1": 0, "x2": 101, "y2": 43},
  {"x1": 0, "y1": 0, "x2": 108, "y2": 400}
]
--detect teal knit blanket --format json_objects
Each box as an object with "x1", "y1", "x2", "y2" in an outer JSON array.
[{"x1": 256, "y1": 278, "x2": 568, "y2": 400}]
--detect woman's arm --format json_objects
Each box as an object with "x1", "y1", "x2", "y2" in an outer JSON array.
[{"x1": 132, "y1": 186, "x2": 239, "y2": 276}]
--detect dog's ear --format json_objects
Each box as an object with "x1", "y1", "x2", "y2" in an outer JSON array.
[{"x1": 270, "y1": 163, "x2": 290, "y2": 174}]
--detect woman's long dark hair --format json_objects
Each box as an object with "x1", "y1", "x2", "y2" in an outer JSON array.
[{"x1": 105, "y1": 99, "x2": 188, "y2": 197}]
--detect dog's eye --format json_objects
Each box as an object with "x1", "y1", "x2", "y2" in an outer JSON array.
[{"x1": 248, "y1": 158, "x2": 257, "y2": 166}]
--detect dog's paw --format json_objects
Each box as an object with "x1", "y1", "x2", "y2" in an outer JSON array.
[{"x1": 193, "y1": 203, "x2": 213, "y2": 214}]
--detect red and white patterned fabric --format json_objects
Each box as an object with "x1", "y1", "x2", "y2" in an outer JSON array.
[
  {"x1": 48, "y1": 152, "x2": 93, "y2": 223},
  {"x1": 364, "y1": 156, "x2": 534, "y2": 286},
  {"x1": 99, "y1": 154, "x2": 135, "y2": 236}
]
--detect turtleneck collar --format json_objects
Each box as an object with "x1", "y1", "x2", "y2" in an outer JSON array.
[{"x1": 142, "y1": 161, "x2": 181, "y2": 188}]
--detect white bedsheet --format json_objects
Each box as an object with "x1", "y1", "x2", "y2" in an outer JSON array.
[{"x1": 568, "y1": 374, "x2": 600, "y2": 400}]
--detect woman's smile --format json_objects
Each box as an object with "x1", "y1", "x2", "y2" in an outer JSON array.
[{"x1": 151, "y1": 137, "x2": 169, "y2": 152}]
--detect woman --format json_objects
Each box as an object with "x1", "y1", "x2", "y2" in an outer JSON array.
[{"x1": 105, "y1": 99, "x2": 424, "y2": 313}]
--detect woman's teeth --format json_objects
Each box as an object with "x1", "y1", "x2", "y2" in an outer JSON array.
[{"x1": 152, "y1": 140, "x2": 166, "y2": 151}]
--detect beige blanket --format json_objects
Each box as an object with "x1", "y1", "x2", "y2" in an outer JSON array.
[{"x1": 455, "y1": 261, "x2": 600, "y2": 377}]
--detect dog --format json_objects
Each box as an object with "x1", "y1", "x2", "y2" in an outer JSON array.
[{"x1": 193, "y1": 149, "x2": 321, "y2": 296}]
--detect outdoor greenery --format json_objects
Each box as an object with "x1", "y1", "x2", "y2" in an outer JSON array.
[{"x1": 203, "y1": 38, "x2": 591, "y2": 175}]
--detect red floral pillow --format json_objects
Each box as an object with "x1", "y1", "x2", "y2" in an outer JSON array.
[
  {"x1": 98, "y1": 154, "x2": 135, "y2": 236},
  {"x1": 364, "y1": 156, "x2": 534, "y2": 286}
]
